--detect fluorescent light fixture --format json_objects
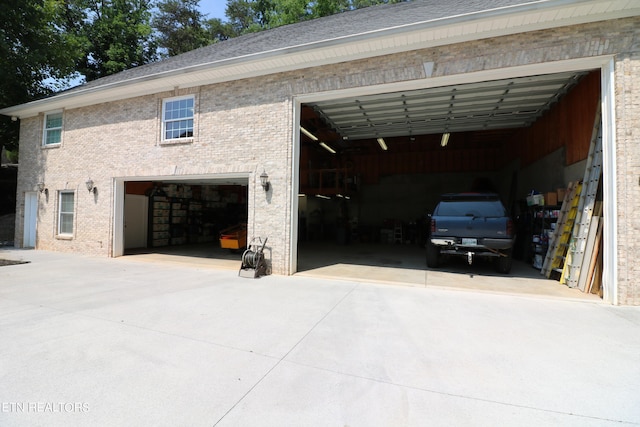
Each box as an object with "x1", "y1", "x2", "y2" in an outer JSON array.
[
  {"x1": 377, "y1": 137, "x2": 388, "y2": 150},
  {"x1": 300, "y1": 126, "x2": 318, "y2": 141},
  {"x1": 315, "y1": 194, "x2": 331, "y2": 199},
  {"x1": 298, "y1": 194, "x2": 306, "y2": 197},
  {"x1": 319, "y1": 142, "x2": 336, "y2": 154},
  {"x1": 440, "y1": 132, "x2": 450, "y2": 147}
]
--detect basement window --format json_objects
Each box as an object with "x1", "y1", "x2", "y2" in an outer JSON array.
[
  {"x1": 162, "y1": 95, "x2": 194, "y2": 142},
  {"x1": 43, "y1": 111, "x2": 63, "y2": 146}
]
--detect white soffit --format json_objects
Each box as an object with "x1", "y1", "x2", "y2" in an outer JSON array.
[{"x1": 2, "y1": 0, "x2": 639, "y2": 118}]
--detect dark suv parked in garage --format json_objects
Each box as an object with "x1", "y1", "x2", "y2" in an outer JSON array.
[{"x1": 427, "y1": 193, "x2": 515, "y2": 273}]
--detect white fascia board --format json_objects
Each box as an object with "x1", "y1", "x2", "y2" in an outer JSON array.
[{"x1": 2, "y1": 0, "x2": 638, "y2": 119}]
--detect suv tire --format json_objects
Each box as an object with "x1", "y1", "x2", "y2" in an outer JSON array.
[
  {"x1": 495, "y1": 250, "x2": 513, "y2": 274},
  {"x1": 426, "y1": 243, "x2": 440, "y2": 268}
]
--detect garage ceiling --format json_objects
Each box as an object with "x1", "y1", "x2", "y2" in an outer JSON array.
[{"x1": 307, "y1": 71, "x2": 587, "y2": 141}]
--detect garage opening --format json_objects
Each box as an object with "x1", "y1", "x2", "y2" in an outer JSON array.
[
  {"x1": 296, "y1": 69, "x2": 604, "y2": 299},
  {"x1": 122, "y1": 178, "x2": 248, "y2": 266}
]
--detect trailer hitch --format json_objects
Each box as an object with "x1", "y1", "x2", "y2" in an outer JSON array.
[{"x1": 467, "y1": 251, "x2": 473, "y2": 265}]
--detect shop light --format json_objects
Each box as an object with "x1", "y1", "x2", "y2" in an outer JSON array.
[
  {"x1": 319, "y1": 142, "x2": 336, "y2": 154},
  {"x1": 377, "y1": 137, "x2": 388, "y2": 150},
  {"x1": 440, "y1": 132, "x2": 450, "y2": 147},
  {"x1": 315, "y1": 194, "x2": 331, "y2": 199},
  {"x1": 300, "y1": 126, "x2": 318, "y2": 141}
]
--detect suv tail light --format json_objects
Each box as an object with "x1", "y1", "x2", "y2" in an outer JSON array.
[
  {"x1": 431, "y1": 218, "x2": 436, "y2": 233},
  {"x1": 506, "y1": 219, "x2": 514, "y2": 237}
]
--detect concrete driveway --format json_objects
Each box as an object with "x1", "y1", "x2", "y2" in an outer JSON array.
[{"x1": 1, "y1": 248, "x2": 639, "y2": 426}]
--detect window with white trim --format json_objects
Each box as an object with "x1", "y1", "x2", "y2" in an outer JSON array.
[
  {"x1": 58, "y1": 191, "x2": 75, "y2": 235},
  {"x1": 43, "y1": 111, "x2": 63, "y2": 146},
  {"x1": 162, "y1": 96, "x2": 194, "y2": 141}
]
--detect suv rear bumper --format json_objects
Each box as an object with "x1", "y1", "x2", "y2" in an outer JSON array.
[{"x1": 431, "y1": 237, "x2": 514, "y2": 252}]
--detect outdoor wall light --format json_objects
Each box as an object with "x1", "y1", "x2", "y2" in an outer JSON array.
[
  {"x1": 260, "y1": 171, "x2": 270, "y2": 192},
  {"x1": 37, "y1": 182, "x2": 48, "y2": 195},
  {"x1": 85, "y1": 178, "x2": 96, "y2": 194}
]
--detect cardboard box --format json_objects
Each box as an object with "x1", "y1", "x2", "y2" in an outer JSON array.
[
  {"x1": 557, "y1": 188, "x2": 566, "y2": 203},
  {"x1": 545, "y1": 191, "x2": 558, "y2": 206}
]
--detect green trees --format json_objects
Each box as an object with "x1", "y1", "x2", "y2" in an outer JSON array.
[
  {"x1": 60, "y1": 0, "x2": 158, "y2": 81},
  {"x1": 0, "y1": 0, "x2": 79, "y2": 155},
  {"x1": 221, "y1": 0, "x2": 404, "y2": 32},
  {"x1": 154, "y1": 0, "x2": 212, "y2": 56}
]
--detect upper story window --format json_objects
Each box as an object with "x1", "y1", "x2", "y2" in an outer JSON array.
[
  {"x1": 43, "y1": 111, "x2": 63, "y2": 146},
  {"x1": 58, "y1": 191, "x2": 75, "y2": 236},
  {"x1": 162, "y1": 96, "x2": 194, "y2": 141}
]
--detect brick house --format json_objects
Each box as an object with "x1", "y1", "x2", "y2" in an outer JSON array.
[{"x1": 2, "y1": 0, "x2": 639, "y2": 305}]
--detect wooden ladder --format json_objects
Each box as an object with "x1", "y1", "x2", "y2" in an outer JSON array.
[
  {"x1": 561, "y1": 107, "x2": 603, "y2": 288},
  {"x1": 542, "y1": 182, "x2": 582, "y2": 278}
]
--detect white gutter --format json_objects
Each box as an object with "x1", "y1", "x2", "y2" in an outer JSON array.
[{"x1": 2, "y1": 0, "x2": 639, "y2": 118}]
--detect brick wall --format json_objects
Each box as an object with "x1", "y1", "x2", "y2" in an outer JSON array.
[
  {"x1": 614, "y1": 52, "x2": 640, "y2": 305},
  {"x1": 14, "y1": 17, "x2": 640, "y2": 303}
]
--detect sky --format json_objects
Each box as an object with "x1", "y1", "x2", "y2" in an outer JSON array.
[{"x1": 199, "y1": 2, "x2": 228, "y2": 21}]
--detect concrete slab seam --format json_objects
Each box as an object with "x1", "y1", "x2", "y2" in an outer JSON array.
[
  {"x1": 277, "y1": 359, "x2": 640, "y2": 426},
  {"x1": 212, "y1": 282, "x2": 360, "y2": 426}
]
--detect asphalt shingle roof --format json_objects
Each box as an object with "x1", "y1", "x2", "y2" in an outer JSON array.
[{"x1": 69, "y1": 0, "x2": 534, "y2": 92}]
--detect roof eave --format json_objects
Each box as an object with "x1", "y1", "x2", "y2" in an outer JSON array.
[{"x1": 2, "y1": 0, "x2": 638, "y2": 119}]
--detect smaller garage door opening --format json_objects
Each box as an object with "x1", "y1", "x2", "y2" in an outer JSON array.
[{"x1": 123, "y1": 180, "x2": 248, "y2": 264}]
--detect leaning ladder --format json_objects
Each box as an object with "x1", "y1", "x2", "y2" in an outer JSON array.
[
  {"x1": 542, "y1": 182, "x2": 582, "y2": 278},
  {"x1": 561, "y1": 107, "x2": 603, "y2": 288},
  {"x1": 541, "y1": 181, "x2": 575, "y2": 277}
]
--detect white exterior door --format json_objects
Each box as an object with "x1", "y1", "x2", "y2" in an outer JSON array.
[
  {"x1": 23, "y1": 192, "x2": 37, "y2": 248},
  {"x1": 124, "y1": 194, "x2": 148, "y2": 249}
]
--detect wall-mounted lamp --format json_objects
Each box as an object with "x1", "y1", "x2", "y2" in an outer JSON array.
[
  {"x1": 260, "y1": 170, "x2": 270, "y2": 191},
  {"x1": 37, "y1": 182, "x2": 48, "y2": 195},
  {"x1": 440, "y1": 132, "x2": 450, "y2": 147},
  {"x1": 85, "y1": 178, "x2": 97, "y2": 194},
  {"x1": 377, "y1": 137, "x2": 388, "y2": 151}
]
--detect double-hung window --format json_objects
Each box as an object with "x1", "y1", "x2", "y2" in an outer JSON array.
[
  {"x1": 162, "y1": 96, "x2": 194, "y2": 141},
  {"x1": 43, "y1": 111, "x2": 63, "y2": 146},
  {"x1": 58, "y1": 191, "x2": 75, "y2": 236}
]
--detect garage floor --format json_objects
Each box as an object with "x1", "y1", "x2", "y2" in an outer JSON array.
[{"x1": 126, "y1": 242, "x2": 601, "y2": 302}]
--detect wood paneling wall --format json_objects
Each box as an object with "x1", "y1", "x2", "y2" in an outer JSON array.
[{"x1": 505, "y1": 70, "x2": 600, "y2": 166}]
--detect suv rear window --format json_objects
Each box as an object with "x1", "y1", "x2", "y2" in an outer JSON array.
[{"x1": 434, "y1": 200, "x2": 506, "y2": 217}]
